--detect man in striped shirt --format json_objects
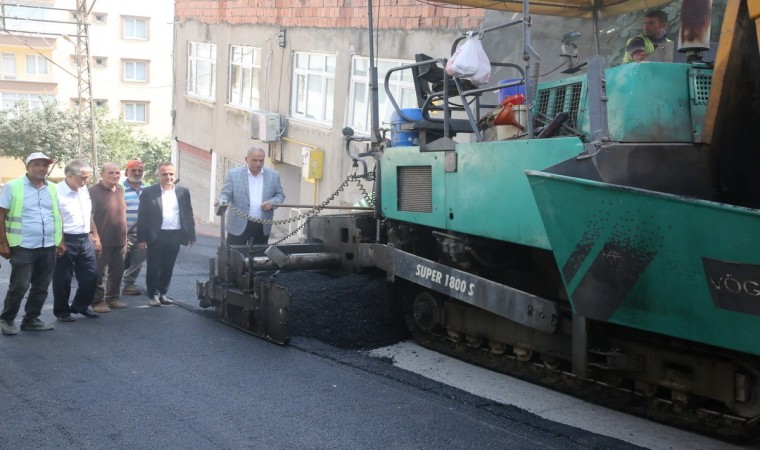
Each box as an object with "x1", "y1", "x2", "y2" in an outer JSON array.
[{"x1": 121, "y1": 160, "x2": 148, "y2": 296}]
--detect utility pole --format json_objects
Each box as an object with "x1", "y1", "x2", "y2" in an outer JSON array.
[
  {"x1": 0, "y1": 0, "x2": 98, "y2": 176},
  {"x1": 74, "y1": 0, "x2": 97, "y2": 176}
]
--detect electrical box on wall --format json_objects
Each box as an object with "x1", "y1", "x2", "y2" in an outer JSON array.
[
  {"x1": 301, "y1": 147, "x2": 323, "y2": 181},
  {"x1": 250, "y1": 110, "x2": 281, "y2": 142}
]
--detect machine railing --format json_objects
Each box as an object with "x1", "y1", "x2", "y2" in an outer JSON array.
[{"x1": 384, "y1": 19, "x2": 531, "y2": 145}]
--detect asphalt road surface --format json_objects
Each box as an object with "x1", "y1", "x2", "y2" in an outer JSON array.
[{"x1": 0, "y1": 233, "x2": 745, "y2": 449}]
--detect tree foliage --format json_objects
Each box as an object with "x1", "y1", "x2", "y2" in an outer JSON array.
[
  {"x1": 137, "y1": 136, "x2": 172, "y2": 184},
  {"x1": 94, "y1": 109, "x2": 140, "y2": 167},
  {"x1": 0, "y1": 102, "x2": 171, "y2": 183},
  {"x1": 0, "y1": 99, "x2": 79, "y2": 169},
  {"x1": 93, "y1": 109, "x2": 172, "y2": 183}
]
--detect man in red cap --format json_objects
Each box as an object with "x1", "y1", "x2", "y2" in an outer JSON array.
[{"x1": 121, "y1": 159, "x2": 148, "y2": 295}]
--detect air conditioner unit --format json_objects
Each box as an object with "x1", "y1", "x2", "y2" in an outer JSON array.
[{"x1": 250, "y1": 110, "x2": 281, "y2": 142}]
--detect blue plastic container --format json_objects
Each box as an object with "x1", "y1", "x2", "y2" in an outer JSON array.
[
  {"x1": 498, "y1": 79, "x2": 526, "y2": 103},
  {"x1": 390, "y1": 108, "x2": 424, "y2": 147}
]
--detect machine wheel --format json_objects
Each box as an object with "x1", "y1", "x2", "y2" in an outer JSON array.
[
  {"x1": 489, "y1": 340, "x2": 507, "y2": 355},
  {"x1": 540, "y1": 354, "x2": 560, "y2": 370},
  {"x1": 447, "y1": 329, "x2": 464, "y2": 342},
  {"x1": 465, "y1": 334, "x2": 483, "y2": 348},
  {"x1": 726, "y1": 362, "x2": 760, "y2": 417},
  {"x1": 514, "y1": 346, "x2": 533, "y2": 362},
  {"x1": 410, "y1": 291, "x2": 440, "y2": 332}
]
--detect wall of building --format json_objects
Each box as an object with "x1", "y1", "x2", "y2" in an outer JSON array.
[
  {"x1": 52, "y1": 0, "x2": 175, "y2": 139},
  {"x1": 174, "y1": 0, "x2": 481, "y2": 29},
  {"x1": 173, "y1": 0, "x2": 486, "y2": 229}
]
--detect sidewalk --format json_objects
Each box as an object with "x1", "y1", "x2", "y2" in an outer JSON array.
[{"x1": 195, "y1": 221, "x2": 221, "y2": 238}]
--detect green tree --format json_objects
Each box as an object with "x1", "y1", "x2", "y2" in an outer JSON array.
[
  {"x1": 94, "y1": 109, "x2": 140, "y2": 166},
  {"x1": 0, "y1": 99, "x2": 79, "y2": 169},
  {"x1": 1, "y1": 101, "x2": 170, "y2": 182},
  {"x1": 136, "y1": 136, "x2": 172, "y2": 184},
  {"x1": 90, "y1": 109, "x2": 171, "y2": 182}
]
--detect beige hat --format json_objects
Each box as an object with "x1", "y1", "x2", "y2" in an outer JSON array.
[{"x1": 25, "y1": 152, "x2": 54, "y2": 166}]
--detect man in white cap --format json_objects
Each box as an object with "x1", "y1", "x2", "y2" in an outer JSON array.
[{"x1": 0, "y1": 152, "x2": 64, "y2": 335}]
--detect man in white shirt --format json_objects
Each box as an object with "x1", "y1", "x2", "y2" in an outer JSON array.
[
  {"x1": 52, "y1": 160, "x2": 102, "y2": 321},
  {"x1": 217, "y1": 147, "x2": 285, "y2": 245}
]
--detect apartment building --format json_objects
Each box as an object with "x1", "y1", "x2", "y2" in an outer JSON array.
[{"x1": 0, "y1": 0, "x2": 173, "y2": 181}]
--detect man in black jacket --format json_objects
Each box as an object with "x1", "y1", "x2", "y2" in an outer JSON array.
[{"x1": 136, "y1": 162, "x2": 195, "y2": 307}]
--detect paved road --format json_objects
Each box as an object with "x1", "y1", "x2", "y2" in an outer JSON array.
[{"x1": 0, "y1": 235, "x2": 641, "y2": 449}]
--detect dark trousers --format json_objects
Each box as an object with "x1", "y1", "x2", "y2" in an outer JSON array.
[
  {"x1": 93, "y1": 245, "x2": 126, "y2": 304},
  {"x1": 53, "y1": 234, "x2": 98, "y2": 317},
  {"x1": 122, "y1": 233, "x2": 146, "y2": 287},
  {"x1": 1, "y1": 246, "x2": 56, "y2": 321},
  {"x1": 145, "y1": 230, "x2": 183, "y2": 297},
  {"x1": 227, "y1": 221, "x2": 268, "y2": 246}
]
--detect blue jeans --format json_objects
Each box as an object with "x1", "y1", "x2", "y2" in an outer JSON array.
[{"x1": 1, "y1": 246, "x2": 56, "y2": 321}]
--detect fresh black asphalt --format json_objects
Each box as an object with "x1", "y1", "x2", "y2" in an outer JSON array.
[{"x1": 0, "y1": 235, "x2": 643, "y2": 449}]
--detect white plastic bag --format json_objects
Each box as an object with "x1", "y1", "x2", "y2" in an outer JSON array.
[{"x1": 445, "y1": 35, "x2": 491, "y2": 86}]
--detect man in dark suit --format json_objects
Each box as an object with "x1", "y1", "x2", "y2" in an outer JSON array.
[{"x1": 136, "y1": 162, "x2": 195, "y2": 307}]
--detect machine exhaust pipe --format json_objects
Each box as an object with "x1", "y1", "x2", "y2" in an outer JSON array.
[{"x1": 678, "y1": 0, "x2": 713, "y2": 61}]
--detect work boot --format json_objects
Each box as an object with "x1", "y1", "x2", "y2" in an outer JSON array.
[
  {"x1": 106, "y1": 299, "x2": 128, "y2": 309},
  {"x1": 0, "y1": 318, "x2": 18, "y2": 335},
  {"x1": 147, "y1": 296, "x2": 162, "y2": 307},
  {"x1": 91, "y1": 302, "x2": 111, "y2": 313},
  {"x1": 19, "y1": 318, "x2": 54, "y2": 331},
  {"x1": 158, "y1": 295, "x2": 174, "y2": 305}
]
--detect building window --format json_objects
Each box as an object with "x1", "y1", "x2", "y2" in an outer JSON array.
[
  {"x1": 123, "y1": 101, "x2": 148, "y2": 123},
  {"x1": 348, "y1": 57, "x2": 417, "y2": 134},
  {"x1": 93, "y1": 13, "x2": 107, "y2": 24},
  {"x1": 5, "y1": 5, "x2": 46, "y2": 33},
  {"x1": 2, "y1": 93, "x2": 52, "y2": 110},
  {"x1": 75, "y1": 98, "x2": 108, "y2": 109},
  {"x1": 93, "y1": 56, "x2": 107, "y2": 68},
  {"x1": 2, "y1": 53, "x2": 17, "y2": 80},
  {"x1": 123, "y1": 17, "x2": 148, "y2": 40},
  {"x1": 25, "y1": 55, "x2": 49, "y2": 75},
  {"x1": 228, "y1": 45, "x2": 261, "y2": 109},
  {"x1": 292, "y1": 52, "x2": 336, "y2": 124},
  {"x1": 123, "y1": 60, "x2": 148, "y2": 82},
  {"x1": 187, "y1": 42, "x2": 216, "y2": 100}
]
